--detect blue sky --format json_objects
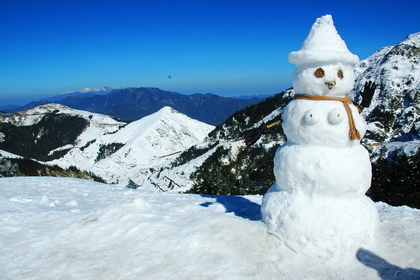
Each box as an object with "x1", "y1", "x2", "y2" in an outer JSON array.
[{"x1": 1, "y1": 0, "x2": 419, "y2": 106}]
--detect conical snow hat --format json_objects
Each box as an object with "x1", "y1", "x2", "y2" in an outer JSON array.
[{"x1": 288, "y1": 15, "x2": 359, "y2": 66}]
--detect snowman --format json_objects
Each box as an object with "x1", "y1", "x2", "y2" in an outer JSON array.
[{"x1": 261, "y1": 15, "x2": 378, "y2": 258}]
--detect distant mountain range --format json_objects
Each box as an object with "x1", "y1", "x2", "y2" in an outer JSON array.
[
  {"x1": 9, "y1": 88, "x2": 266, "y2": 125},
  {"x1": 45, "y1": 86, "x2": 121, "y2": 102}
]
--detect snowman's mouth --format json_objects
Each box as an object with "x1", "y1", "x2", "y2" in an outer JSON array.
[{"x1": 325, "y1": 81, "x2": 336, "y2": 89}]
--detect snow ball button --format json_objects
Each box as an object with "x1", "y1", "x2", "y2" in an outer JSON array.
[
  {"x1": 304, "y1": 109, "x2": 320, "y2": 125},
  {"x1": 328, "y1": 108, "x2": 345, "y2": 124}
]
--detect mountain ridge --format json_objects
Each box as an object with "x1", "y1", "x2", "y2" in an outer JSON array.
[
  {"x1": 11, "y1": 87, "x2": 265, "y2": 125},
  {"x1": 0, "y1": 103, "x2": 214, "y2": 184}
]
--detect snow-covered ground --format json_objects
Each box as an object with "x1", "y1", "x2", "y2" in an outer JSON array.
[{"x1": 1, "y1": 177, "x2": 419, "y2": 279}]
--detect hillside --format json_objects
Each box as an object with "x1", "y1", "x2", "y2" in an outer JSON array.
[
  {"x1": 352, "y1": 32, "x2": 420, "y2": 146},
  {"x1": 0, "y1": 104, "x2": 214, "y2": 185},
  {"x1": 0, "y1": 104, "x2": 127, "y2": 161},
  {"x1": 49, "y1": 106, "x2": 214, "y2": 183}
]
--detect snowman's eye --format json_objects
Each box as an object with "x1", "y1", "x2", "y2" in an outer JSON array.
[
  {"x1": 314, "y1": 68, "x2": 325, "y2": 78},
  {"x1": 304, "y1": 109, "x2": 320, "y2": 125},
  {"x1": 337, "y1": 70, "x2": 344, "y2": 79}
]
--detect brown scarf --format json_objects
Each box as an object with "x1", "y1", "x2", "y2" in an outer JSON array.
[{"x1": 294, "y1": 94, "x2": 361, "y2": 140}]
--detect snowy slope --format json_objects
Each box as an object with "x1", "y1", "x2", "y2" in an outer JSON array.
[
  {"x1": 0, "y1": 104, "x2": 214, "y2": 185},
  {"x1": 0, "y1": 103, "x2": 126, "y2": 135},
  {"x1": 48, "y1": 106, "x2": 214, "y2": 183},
  {"x1": 150, "y1": 140, "x2": 245, "y2": 193},
  {"x1": 0, "y1": 177, "x2": 419, "y2": 279},
  {"x1": 351, "y1": 32, "x2": 420, "y2": 157},
  {"x1": 353, "y1": 32, "x2": 420, "y2": 113}
]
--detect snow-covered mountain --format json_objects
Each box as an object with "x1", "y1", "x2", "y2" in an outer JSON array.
[
  {"x1": 352, "y1": 32, "x2": 420, "y2": 157},
  {"x1": 49, "y1": 106, "x2": 214, "y2": 183},
  {"x1": 0, "y1": 103, "x2": 124, "y2": 129},
  {"x1": 0, "y1": 104, "x2": 214, "y2": 185}
]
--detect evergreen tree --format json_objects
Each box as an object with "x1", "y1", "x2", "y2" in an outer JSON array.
[{"x1": 370, "y1": 151, "x2": 420, "y2": 208}]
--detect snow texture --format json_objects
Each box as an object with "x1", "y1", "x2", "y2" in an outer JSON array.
[
  {"x1": 0, "y1": 177, "x2": 419, "y2": 279},
  {"x1": 288, "y1": 14, "x2": 359, "y2": 66}
]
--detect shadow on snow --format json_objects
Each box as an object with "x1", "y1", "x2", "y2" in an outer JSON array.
[
  {"x1": 357, "y1": 249, "x2": 420, "y2": 280},
  {"x1": 199, "y1": 195, "x2": 261, "y2": 221},
  {"x1": 198, "y1": 196, "x2": 420, "y2": 279}
]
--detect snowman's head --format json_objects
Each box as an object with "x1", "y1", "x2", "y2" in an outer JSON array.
[
  {"x1": 292, "y1": 62, "x2": 355, "y2": 97},
  {"x1": 288, "y1": 15, "x2": 358, "y2": 97}
]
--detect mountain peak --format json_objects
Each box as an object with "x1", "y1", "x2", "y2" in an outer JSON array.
[
  {"x1": 0, "y1": 103, "x2": 125, "y2": 129},
  {"x1": 156, "y1": 106, "x2": 181, "y2": 116},
  {"x1": 132, "y1": 106, "x2": 213, "y2": 143},
  {"x1": 0, "y1": 103, "x2": 69, "y2": 126},
  {"x1": 63, "y1": 86, "x2": 119, "y2": 95},
  {"x1": 30, "y1": 103, "x2": 70, "y2": 112},
  {"x1": 401, "y1": 32, "x2": 420, "y2": 47}
]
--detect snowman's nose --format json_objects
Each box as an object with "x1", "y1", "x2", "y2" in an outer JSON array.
[{"x1": 325, "y1": 81, "x2": 336, "y2": 89}]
